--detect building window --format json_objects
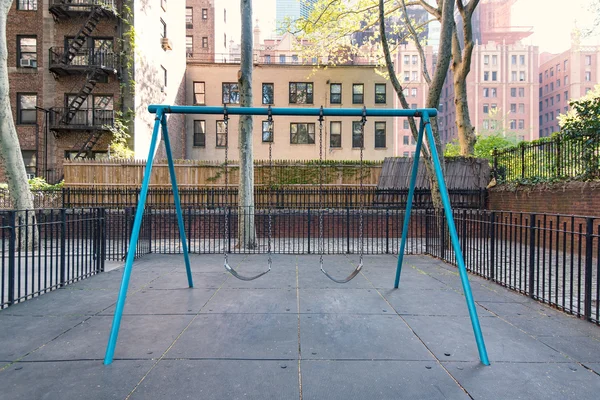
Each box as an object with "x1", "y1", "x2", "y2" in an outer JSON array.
[
  {"x1": 492, "y1": 55, "x2": 497, "y2": 65},
  {"x1": 186, "y1": 36, "x2": 193, "y2": 55},
  {"x1": 510, "y1": 88, "x2": 516, "y2": 97},
  {"x1": 289, "y1": 82, "x2": 313, "y2": 104},
  {"x1": 193, "y1": 120, "x2": 206, "y2": 146},
  {"x1": 403, "y1": 151, "x2": 409, "y2": 157},
  {"x1": 483, "y1": 120, "x2": 489, "y2": 130},
  {"x1": 411, "y1": 71, "x2": 418, "y2": 81},
  {"x1": 585, "y1": 55, "x2": 592, "y2": 65},
  {"x1": 556, "y1": 79, "x2": 560, "y2": 88},
  {"x1": 193, "y1": 81, "x2": 205, "y2": 105},
  {"x1": 410, "y1": 88, "x2": 417, "y2": 97},
  {"x1": 550, "y1": 67, "x2": 554, "y2": 77},
  {"x1": 330, "y1": 83, "x2": 342, "y2": 104},
  {"x1": 17, "y1": 36, "x2": 37, "y2": 68},
  {"x1": 556, "y1": 94, "x2": 561, "y2": 103},
  {"x1": 483, "y1": 104, "x2": 489, "y2": 114},
  {"x1": 160, "y1": 18, "x2": 166, "y2": 38},
  {"x1": 330, "y1": 121, "x2": 341, "y2": 148},
  {"x1": 585, "y1": 71, "x2": 591, "y2": 81},
  {"x1": 262, "y1": 83, "x2": 274, "y2": 104},
  {"x1": 519, "y1": 103, "x2": 524, "y2": 113},
  {"x1": 550, "y1": 82, "x2": 554, "y2": 91},
  {"x1": 510, "y1": 103, "x2": 516, "y2": 113},
  {"x1": 519, "y1": 71, "x2": 525, "y2": 81},
  {"x1": 403, "y1": 135, "x2": 409, "y2": 145},
  {"x1": 161, "y1": 66, "x2": 167, "y2": 87},
  {"x1": 291, "y1": 54, "x2": 298, "y2": 64},
  {"x1": 403, "y1": 55, "x2": 409, "y2": 65},
  {"x1": 186, "y1": 7, "x2": 193, "y2": 29},
  {"x1": 202, "y1": 8, "x2": 208, "y2": 19},
  {"x1": 279, "y1": 54, "x2": 286, "y2": 64},
  {"x1": 265, "y1": 54, "x2": 271, "y2": 63},
  {"x1": 492, "y1": 71, "x2": 497, "y2": 81},
  {"x1": 519, "y1": 55, "x2": 525, "y2": 65},
  {"x1": 352, "y1": 121, "x2": 363, "y2": 148},
  {"x1": 483, "y1": 88, "x2": 489, "y2": 97},
  {"x1": 403, "y1": 120, "x2": 409, "y2": 129},
  {"x1": 222, "y1": 82, "x2": 239, "y2": 104},
  {"x1": 484, "y1": 71, "x2": 489, "y2": 81},
  {"x1": 518, "y1": 87, "x2": 524, "y2": 97},
  {"x1": 17, "y1": 93, "x2": 36, "y2": 124},
  {"x1": 491, "y1": 88, "x2": 497, "y2": 97},
  {"x1": 352, "y1": 84, "x2": 364, "y2": 104},
  {"x1": 216, "y1": 120, "x2": 227, "y2": 147},
  {"x1": 375, "y1": 83, "x2": 386, "y2": 104},
  {"x1": 17, "y1": 0, "x2": 37, "y2": 10},
  {"x1": 564, "y1": 75, "x2": 569, "y2": 85},
  {"x1": 564, "y1": 90, "x2": 569, "y2": 101},
  {"x1": 375, "y1": 122, "x2": 386, "y2": 148},
  {"x1": 202, "y1": 37, "x2": 208, "y2": 48},
  {"x1": 403, "y1": 71, "x2": 410, "y2": 81},
  {"x1": 410, "y1": 103, "x2": 417, "y2": 109},
  {"x1": 290, "y1": 123, "x2": 315, "y2": 144},
  {"x1": 412, "y1": 55, "x2": 418, "y2": 65},
  {"x1": 483, "y1": 55, "x2": 489, "y2": 65},
  {"x1": 262, "y1": 121, "x2": 273, "y2": 142},
  {"x1": 510, "y1": 120, "x2": 516, "y2": 129},
  {"x1": 491, "y1": 103, "x2": 497, "y2": 111},
  {"x1": 511, "y1": 55, "x2": 517, "y2": 65},
  {"x1": 511, "y1": 71, "x2": 516, "y2": 81}
]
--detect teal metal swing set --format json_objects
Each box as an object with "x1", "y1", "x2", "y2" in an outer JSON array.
[{"x1": 103, "y1": 104, "x2": 490, "y2": 366}]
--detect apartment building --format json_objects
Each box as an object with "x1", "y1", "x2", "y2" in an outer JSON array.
[
  {"x1": 185, "y1": 0, "x2": 238, "y2": 63},
  {"x1": 185, "y1": 62, "x2": 395, "y2": 162},
  {"x1": 5, "y1": 0, "x2": 185, "y2": 183},
  {"x1": 538, "y1": 41, "x2": 600, "y2": 137},
  {"x1": 394, "y1": 43, "x2": 436, "y2": 157}
]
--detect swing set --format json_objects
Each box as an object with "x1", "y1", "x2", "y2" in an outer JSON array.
[{"x1": 103, "y1": 105, "x2": 490, "y2": 366}]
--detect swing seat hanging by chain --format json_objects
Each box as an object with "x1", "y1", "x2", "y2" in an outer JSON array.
[
  {"x1": 319, "y1": 107, "x2": 366, "y2": 284},
  {"x1": 221, "y1": 105, "x2": 272, "y2": 281}
]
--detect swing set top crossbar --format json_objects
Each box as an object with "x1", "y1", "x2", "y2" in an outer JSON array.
[{"x1": 148, "y1": 105, "x2": 438, "y2": 118}]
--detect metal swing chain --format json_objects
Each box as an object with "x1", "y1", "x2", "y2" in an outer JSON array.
[
  {"x1": 318, "y1": 106, "x2": 324, "y2": 265},
  {"x1": 359, "y1": 107, "x2": 366, "y2": 262},
  {"x1": 223, "y1": 107, "x2": 229, "y2": 262},
  {"x1": 267, "y1": 107, "x2": 274, "y2": 265}
]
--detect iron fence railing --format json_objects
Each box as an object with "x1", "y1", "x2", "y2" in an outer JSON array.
[
  {"x1": 49, "y1": 107, "x2": 114, "y2": 129},
  {"x1": 0, "y1": 189, "x2": 63, "y2": 209},
  {"x1": 493, "y1": 133, "x2": 600, "y2": 183},
  {"x1": 49, "y1": 47, "x2": 118, "y2": 70},
  {"x1": 60, "y1": 187, "x2": 487, "y2": 209},
  {"x1": 0, "y1": 208, "x2": 106, "y2": 309}
]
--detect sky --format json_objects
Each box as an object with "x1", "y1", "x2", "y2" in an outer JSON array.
[{"x1": 245, "y1": 0, "x2": 599, "y2": 54}]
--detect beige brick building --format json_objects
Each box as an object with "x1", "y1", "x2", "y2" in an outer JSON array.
[{"x1": 185, "y1": 62, "x2": 396, "y2": 162}]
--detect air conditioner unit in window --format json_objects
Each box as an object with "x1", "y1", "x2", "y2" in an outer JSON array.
[
  {"x1": 20, "y1": 58, "x2": 34, "y2": 67},
  {"x1": 161, "y1": 37, "x2": 172, "y2": 51}
]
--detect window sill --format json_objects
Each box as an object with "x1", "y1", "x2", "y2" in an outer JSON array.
[
  {"x1": 14, "y1": 67, "x2": 38, "y2": 74},
  {"x1": 374, "y1": 147, "x2": 388, "y2": 150}
]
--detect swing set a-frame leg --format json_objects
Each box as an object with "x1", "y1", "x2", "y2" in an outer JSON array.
[
  {"x1": 393, "y1": 111, "x2": 490, "y2": 366},
  {"x1": 104, "y1": 110, "x2": 193, "y2": 365}
]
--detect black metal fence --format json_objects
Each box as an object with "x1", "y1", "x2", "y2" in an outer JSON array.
[
  {"x1": 493, "y1": 133, "x2": 600, "y2": 183},
  {"x1": 0, "y1": 209, "x2": 106, "y2": 309}
]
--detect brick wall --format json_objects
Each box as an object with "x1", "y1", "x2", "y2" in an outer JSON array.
[{"x1": 488, "y1": 181, "x2": 600, "y2": 216}]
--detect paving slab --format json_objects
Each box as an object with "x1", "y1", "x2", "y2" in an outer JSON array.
[
  {"x1": 301, "y1": 360, "x2": 469, "y2": 400},
  {"x1": 536, "y1": 335, "x2": 600, "y2": 362},
  {"x1": 146, "y1": 271, "x2": 228, "y2": 289},
  {"x1": 444, "y1": 361, "x2": 600, "y2": 400},
  {"x1": 404, "y1": 315, "x2": 567, "y2": 362},
  {"x1": 299, "y1": 288, "x2": 393, "y2": 314},
  {"x1": 100, "y1": 288, "x2": 216, "y2": 315},
  {"x1": 23, "y1": 314, "x2": 194, "y2": 361},
  {"x1": 382, "y1": 287, "x2": 492, "y2": 317},
  {"x1": 223, "y1": 269, "x2": 297, "y2": 289},
  {"x1": 129, "y1": 360, "x2": 299, "y2": 400},
  {"x1": 0, "y1": 360, "x2": 153, "y2": 400},
  {"x1": 167, "y1": 313, "x2": 298, "y2": 359},
  {"x1": 300, "y1": 314, "x2": 434, "y2": 361},
  {"x1": 0, "y1": 315, "x2": 86, "y2": 361},
  {"x1": 203, "y1": 288, "x2": 297, "y2": 313}
]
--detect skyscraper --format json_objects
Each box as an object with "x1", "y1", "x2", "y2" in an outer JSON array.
[{"x1": 276, "y1": 0, "x2": 317, "y2": 33}]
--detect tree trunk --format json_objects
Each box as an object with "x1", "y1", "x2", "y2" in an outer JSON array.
[
  {"x1": 0, "y1": 0, "x2": 34, "y2": 211},
  {"x1": 237, "y1": 0, "x2": 256, "y2": 249},
  {"x1": 453, "y1": 73, "x2": 476, "y2": 155}
]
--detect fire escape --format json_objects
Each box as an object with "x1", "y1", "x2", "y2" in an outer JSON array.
[{"x1": 48, "y1": 1, "x2": 118, "y2": 159}]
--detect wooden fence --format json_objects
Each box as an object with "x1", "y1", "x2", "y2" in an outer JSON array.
[{"x1": 63, "y1": 159, "x2": 383, "y2": 187}]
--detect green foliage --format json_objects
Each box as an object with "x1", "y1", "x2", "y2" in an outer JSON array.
[
  {"x1": 105, "y1": 111, "x2": 134, "y2": 159},
  {"x1": 558, "y1": 84, "x2": 600, "y2": 137},
  {"x1": 2, "y1": 177, "x2": 64, "y2": 190},
  {"x1": 444, "y1": 134, "x2": 515, "y2": 160}
]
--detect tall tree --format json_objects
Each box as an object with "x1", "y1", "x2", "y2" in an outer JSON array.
[
  {"x1": 237, "y1": 0, "x2": 256, "y2": 248},
  {"x1": 0, "y1": 0, "x2": 34, "y2": 211}
]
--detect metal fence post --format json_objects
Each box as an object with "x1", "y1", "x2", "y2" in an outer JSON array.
[
  {"x1": 528, "y1": 213, "x2": 536, "y2": 298},
  {"x1": 346, "y1": 207, "x2": 350, "y2": 254},
  {"x1": 100, "y1": 208, "x2": 106, "y2": 272},
  {"x1": 385, "y1": 209, "x2": 390, "y2": 254},
  {"x1": 489, "y1": 211, "x2": 496, "y2": 281},
  {"x1": 307, "y1": 208, "x2": 311, "y2": 254},
  {"x1": 7, "y1": 211, "x2": 15, "y2": 306},
  {"x1": 584, "y1": 217, "x2": 594, "y2": 320},
  {"x1": 147, "y1": 207, "x2": 153, "y2": 254},
  {"x1": 227, "y1": 207, "x2": 232, "y2": 253},
  {"x1": 60, "y1": 208, "x2": 67, "y2": 287},
  {"x1": 521, "y1": 145, "x2": 526, "y2": 179}
]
